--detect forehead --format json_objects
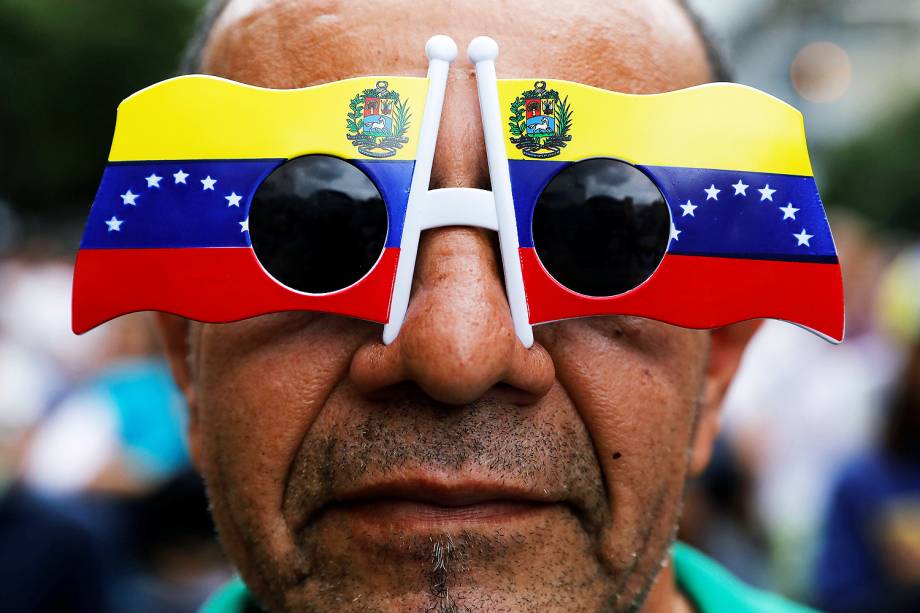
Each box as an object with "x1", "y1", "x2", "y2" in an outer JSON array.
[{"x1": 204, "y1": 0, "x2": 711, "y2": 92}]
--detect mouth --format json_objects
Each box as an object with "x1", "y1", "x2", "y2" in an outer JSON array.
[{"x1": 306, "y1": 477, "x2": 573, "y2": 531}]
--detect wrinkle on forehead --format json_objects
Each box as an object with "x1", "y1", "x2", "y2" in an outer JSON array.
[
  {"x1": 207, "y1": 0, "x2": 710, "y2": 88},
  {"x1": 207, "y1": 0, "x2": 430, "y2": 87}
]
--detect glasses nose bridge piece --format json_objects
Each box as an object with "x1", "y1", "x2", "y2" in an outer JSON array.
[
  {"x1": 418, "y1": 188, "x2": 498, "y2": 232},
  {"x1": 383, "y1": 35, "x2": 535, "y2": 349}
]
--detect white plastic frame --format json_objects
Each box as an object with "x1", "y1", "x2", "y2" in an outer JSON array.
[
  {"x1": 468, "y1": 37, "x2": 534, "y2": 348},
  {"x1": 382, "y1": 35, "x2": 534, "y2": 348},
  {"x1": 382, "y1": 35, "x2": 454, "y2": 344}
]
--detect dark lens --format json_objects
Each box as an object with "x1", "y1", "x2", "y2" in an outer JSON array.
[
  {"x1": 250, "y1": 155, "x2": 388, "y2": 294},
  {"x1": 532, "y1": 158, "x2": 670, "y2": 297}
]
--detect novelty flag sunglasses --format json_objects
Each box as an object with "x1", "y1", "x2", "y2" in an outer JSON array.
[{"x1": 72, "y1": 35, "x2": 845, "y2": 347}]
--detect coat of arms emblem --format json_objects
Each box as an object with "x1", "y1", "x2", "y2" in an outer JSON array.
[
  {"x1": 508, "y1": 81, "x2": 573, "y2": 158},
  {"x1": 346, "y1": 81, "x2": 412, "y2": 158}
]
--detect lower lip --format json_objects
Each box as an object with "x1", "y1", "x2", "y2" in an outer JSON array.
[{"x1": 328, "y1": 499, "x2": 556, "y2": 528}]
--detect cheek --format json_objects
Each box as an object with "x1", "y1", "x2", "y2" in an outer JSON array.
[
  {"x1": 539, "y1": 319, "x2": 705, "y2": 560},
  {"x1": 193, "y1": 315, "x2": 374, "y2": 583}
]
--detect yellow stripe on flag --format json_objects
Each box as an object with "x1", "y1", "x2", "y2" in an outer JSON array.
[
  {"x1": 109, "y1": 75, "x2": 428, "y2": 162},
  {"x1": 498, "y1": 79, "x2": 814, "y2": 176}
]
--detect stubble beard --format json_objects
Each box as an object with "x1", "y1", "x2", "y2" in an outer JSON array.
[{"x1": 208, "y1": 390, "x2": 700, "y2": 613}]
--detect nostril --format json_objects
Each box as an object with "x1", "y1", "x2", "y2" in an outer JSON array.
[
  {"x1": 351, "y1": 227, "x2": 555, "y2": 407},
  {"x1": 489, "y1": 381, "x2": 548, "y2": 407},
  {"x1": 358, "y1": 380, "x2": 419, "y2": 404},
  {"x1": 350, "y1": 327, "x2": 555, "y2": 407}
]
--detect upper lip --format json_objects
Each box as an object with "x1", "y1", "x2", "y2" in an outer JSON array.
[
  {"x1": 330, "y1": 477, "x2": 560, "y2": 508},
  {"x1": 295, "y1": 474, "x2": 573, "y2": 533}
]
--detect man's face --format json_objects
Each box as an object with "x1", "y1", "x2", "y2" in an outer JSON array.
[{"x1": 159, "y1": 1, "x2": 755, "y2": 611}]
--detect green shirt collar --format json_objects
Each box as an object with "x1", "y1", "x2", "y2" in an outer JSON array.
[{"x1": 672, "y1": 542, "x2": 817, "y2": 613}]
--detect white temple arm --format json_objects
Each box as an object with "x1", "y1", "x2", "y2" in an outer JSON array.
[
  {"x1": 383, "y1": 35, "x2": 457, "y2": 345},
  {"x1": 468, "y1": 36, "x2": 534, "y2": 348}
]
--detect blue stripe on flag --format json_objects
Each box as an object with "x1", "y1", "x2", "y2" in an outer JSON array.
[
  {"x1": 508, "y1": 160, "x2": 837, "y2": 261},
  {"x1": 81, "y1": 158, "x2": 415, "y2": 250}
]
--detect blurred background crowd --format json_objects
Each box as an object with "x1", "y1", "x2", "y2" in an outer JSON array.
[{"x1": 1, "y1": 0, "x2": 919, "y2": 611}]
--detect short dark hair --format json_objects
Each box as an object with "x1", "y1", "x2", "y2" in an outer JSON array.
[
  {"x1": 677, "y1": 0, "x2": 733, "y2": 82},
  {"x1": 179, "y1": 0, "x2": 232, "y2": 75},
  {"x1": 180, "y1": 0, "x2": 732, "y2": 81}
]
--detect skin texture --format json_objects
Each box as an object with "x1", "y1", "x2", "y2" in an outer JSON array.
[{"x1": 157, "y1": 1, "x2": 760, "y2": 611}]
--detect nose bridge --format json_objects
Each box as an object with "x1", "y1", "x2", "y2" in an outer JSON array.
[
  {"x1": 349, "y1": 37, "x2": 555, "y2": 405},
  {"x1": 430, "y1": 65, "x2": 491, "y2": 190},
  {"x1": 386, "y1": 38, "x2": 536, "y2": 404}
]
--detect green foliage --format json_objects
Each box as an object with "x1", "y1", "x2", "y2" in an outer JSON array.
[
  {"x1": 394, "y1": 98, "x2": 411, "y2": 137},
  {"x1": 555, "y1": 95, "x2": 573, "y2": 137},
  {"x1": 346, "y1": 93, "x2": 364, "y2": 133},
  {"x1": 508, "y1": 96, "x2": 525, "y2": 137},
  {"x1": 0, "y1": 0, "x2": 204, "y2": 222},
  {"x1": 822, "y1": 96, "x2": 920, "y2": 237}
]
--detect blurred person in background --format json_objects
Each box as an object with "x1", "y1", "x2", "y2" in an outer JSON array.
[
  {"x1": 679, "y1": 436, "x2": 772, "y2": 590},
  {"x1": 814, "y1": 246, "x2": 920, "y2": 612},
  {"x1": 1, "y1": 253, "x2": 229, "y2": 612},
  {"x1": 0, "y1": 257, "x2": 110, "y2": 612},
  {"x1": 22, "y1": 312, "x2": 189, "y2": 495},
  {"x1": 719, "y1": 214, "x2": 898, "y2": 597},
  {"x1": 18, "y1": 310, "x2": 230, "y2": 612}
]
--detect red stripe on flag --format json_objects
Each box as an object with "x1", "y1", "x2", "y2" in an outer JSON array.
[
  {"x1": 73, "y1": 247, "x2": 399, "y2": 333},
  {"x1": 520, "y1": 249, "x2": 844, "y2": 341}
]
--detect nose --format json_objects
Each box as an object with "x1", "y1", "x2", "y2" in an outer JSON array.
[{"x1": 350, "y1": 226, "x2": 555, "y2": 405}]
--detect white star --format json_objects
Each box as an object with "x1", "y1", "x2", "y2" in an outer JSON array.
[
  {"x1": 670, "y1": 223, "x2": 682, "y2": 242},
  {"x1": 120, "y1": 190, "x2": 139, "y2": 206},
  {"x1": 240, "y1": 218, "x2": 249, "y2": 233},
  {"x1": 173, "y1": 170, "x2": 189, "y2": 184},
  {"x1": 704, "y1": 184, "x2": 721, "y2": 201},
  {"x1": 105, "y1": 216, "x2": 124, "y2": 232},
  {"x1": 145, "y1": 173, "x2": 162, "y2": 188},
  {"x1": 794, "y1": 228, "x2": 814, "y2": 247},
  {"x1": 759, "y1": 184, "x2": 776, "y2": 202},
  {"x1": 680, "y1": 200, "x2": 698, "y2": 217},
  {"x1": 201, "y1": 176, "x2": 217, "y2": 191},
  {"x1": 225, "y1": 192, "x2": 243, "y2": 207},
  {"x1": 780, "y1": 202, "x2": 800, "y2": 220},
  {"x1": 732, "y1": 179, "x2": 749, "y2": 196}
]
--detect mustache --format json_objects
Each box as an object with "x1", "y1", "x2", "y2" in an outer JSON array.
[{"x1": 282, "y1": 392, "x2": 610, "y2": 535}]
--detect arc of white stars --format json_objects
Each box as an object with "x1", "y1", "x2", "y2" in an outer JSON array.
[
  {"x1": 120, "y1": 190, "x2": 139, "y2": 206},
  {"x1": 680, "y1": 200, "x2": 698, "y2": 217},
  {"x1": 670, "y1": 222, "x2": 681, "y2": 242},
  {"x1": 240, "y1": 218, "x2": 249, "y2": 233},
  {"x1": 704, "y1": 184, "x2": 720, "y2": 201},
  {"x1": 732, "y1": 179, "x2": 749, "y2": 196},
  {"x1": 780, "y1": 202, "x2": 800, "y2": 220},
  {"x1": 145, "y1": 173, "x2": 162, "y2": 188},
  {"x1": 759, "y1": 184, "x2": 776, "y2": 202},
  {"x1": 794, "y1": 228, "x2": 813, "y2": 247},
  {"x1": 173, "y1": 170, "x2": 189, "y2": 184},
  {"x1": 106, "y1": 216, "x2": 124, "y2": 232},
  {"x1": 226, "y1": 192, "x2": 243, "y2": 207},
  {"x1": 201, "y1": 176, "x2": 217, "y2": 191}
]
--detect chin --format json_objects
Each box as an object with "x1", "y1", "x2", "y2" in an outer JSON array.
[{"x1": 272, "y1": 513, "x2": 620, "y2": 613}]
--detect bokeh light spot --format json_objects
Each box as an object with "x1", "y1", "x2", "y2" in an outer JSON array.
[{"x1": 790, "y1": 41, "x2": 853, "y2": 103}]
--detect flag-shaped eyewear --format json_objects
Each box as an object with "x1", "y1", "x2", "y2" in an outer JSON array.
[{"x1": 73, "y1": 36, "x2": 844, "y2": 347}]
